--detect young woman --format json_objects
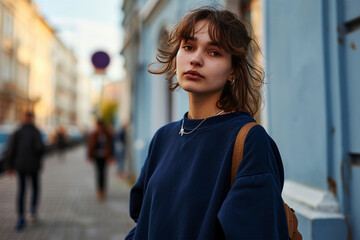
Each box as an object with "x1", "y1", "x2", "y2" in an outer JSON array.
[{"x1": 126, "y1": 7, "x2": 289, "y2": 239}]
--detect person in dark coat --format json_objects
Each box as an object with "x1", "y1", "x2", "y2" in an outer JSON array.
[
  {"x1": 6, "y1": 111, "x2": 45, "y2": 231},
  {"x1": 87, "y1": 119, "x2": 114, "y2": 202}
]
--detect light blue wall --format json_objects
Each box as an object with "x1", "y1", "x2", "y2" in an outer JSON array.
[
  {"x1": 264, "y1": 0, "x2": 360, "y2": 238},
  {"x1": 296, "y1": 214, "x2": 348, "y2": 240},
  {"x1": 264, "y1": 0, "x2": 328, "y2": 190}
]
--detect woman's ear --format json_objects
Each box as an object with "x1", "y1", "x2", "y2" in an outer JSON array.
[
  {"x1": 228, "y1": 73, "x2": 236, "y2": 85},
  {"x1": 227, "y1": 70, "x2": 234, "y2": 81}
]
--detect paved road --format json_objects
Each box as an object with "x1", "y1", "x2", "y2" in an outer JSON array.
[{"x1": 0, "y1": 145, "x2": 135, "y2": 240}]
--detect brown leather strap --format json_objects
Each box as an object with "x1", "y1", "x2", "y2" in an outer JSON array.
[{"x1": 231, "y1": 122, "x2": 258, "y2": 186}]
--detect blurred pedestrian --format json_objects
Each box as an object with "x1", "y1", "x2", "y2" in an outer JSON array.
[
  {"x1": 87, "y1": 119, "x2": 114, "y2": 202},
  {"x1": 115, "y1": 122, "x2": 128, "y2": 179},
  {"x1": 125, "y1": 7, "x2": 290, "y2": 240},
  {"x1": 5, "y1": 111, "x2": 45, "y2": 231},
  {"x1": 55, "y1": 125, "x2": 67, "y2": 161}
]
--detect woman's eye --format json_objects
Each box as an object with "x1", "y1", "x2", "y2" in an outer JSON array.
[
  {"x1": 209, "y1": 51, "x2": 220, "y2": 56},
  {"x1": 183, "y1": 45, "x2": 193, "y2": 51}
]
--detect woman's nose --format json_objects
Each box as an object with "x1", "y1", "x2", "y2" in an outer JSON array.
[{"x1": 190, "y1": 51, "x2": 203, "y2": 66}]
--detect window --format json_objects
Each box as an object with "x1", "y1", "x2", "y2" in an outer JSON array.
[
  {"x1": 2, "y1": 9, "x2": 14, "y2": 38},
  {"x1": 2, "y1": 52, "x2": 12, "y2": 82},
  {"x1": 17, "y1": 62, "x2": 29, "y2": 94}
]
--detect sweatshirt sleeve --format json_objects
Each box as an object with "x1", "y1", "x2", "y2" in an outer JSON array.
[
  {"x1": 217, "y1": 125, "x2": 289, "y2": 240},
  {"x1": 125, "y1": 131, "x2": 158, "y2": 240},
  {"x1": 124, "y1": 158, "x2": 148, "y2": 240},
  {"x1": 217, "y1": 173, "x2": 289, "y2": 239}
]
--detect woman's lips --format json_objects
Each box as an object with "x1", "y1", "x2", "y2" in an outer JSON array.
[{"x1": 184, "y1": 70, "x2": 204, "y2": 80}]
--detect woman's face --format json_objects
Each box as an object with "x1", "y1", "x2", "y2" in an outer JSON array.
[{"x1": 176, "y1": 20, "x2": 233, "y2": 96}]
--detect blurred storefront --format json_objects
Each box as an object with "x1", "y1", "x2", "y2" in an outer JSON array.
[{"x1": 0, "y1": 83, "x2": 37, "y2": 125}]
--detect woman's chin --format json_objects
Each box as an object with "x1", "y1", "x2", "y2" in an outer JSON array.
[
  {"x1": 180, "y1": 83, "x2": 224, "y2": 96},
  {"x1": 181, "y1": 87, "x2": 203, "y2": 94},
  {"x1": 179, "y1": 81, "x2": 204, "y2": 92}
]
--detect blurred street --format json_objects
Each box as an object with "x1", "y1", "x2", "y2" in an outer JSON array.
[{"x1": 0, "y1": 145, "x2": 135, "y2": 240}]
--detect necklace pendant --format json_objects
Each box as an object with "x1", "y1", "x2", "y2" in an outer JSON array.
[{"x1": 179, "y1": 127, "x2": 184, "y2": 136}]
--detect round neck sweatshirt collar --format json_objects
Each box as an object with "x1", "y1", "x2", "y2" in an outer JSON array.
[{"x1": 182, "y1": 111, "x2": 250, "y2": 130}]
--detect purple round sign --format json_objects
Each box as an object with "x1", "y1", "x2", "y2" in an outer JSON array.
[{"x1": 91, "y1": 51, "x2": 110, "y2": 70}]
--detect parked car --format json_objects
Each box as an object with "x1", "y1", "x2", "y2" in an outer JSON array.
[
  {"x1": 0, "y1": 124, "x2": 16, "y2": 175},
  {"x1": 67, "y1": 125, "x2": 85, "y2": 142}
]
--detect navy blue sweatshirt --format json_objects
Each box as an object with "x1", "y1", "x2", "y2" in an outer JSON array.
[{"x1": 126, "y1": 112, "x2": 289, "y2": 239}]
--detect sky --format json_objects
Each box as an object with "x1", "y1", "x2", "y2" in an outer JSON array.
[{"x1": 32, "y1": 0, "x2": 124, "y2": 82}]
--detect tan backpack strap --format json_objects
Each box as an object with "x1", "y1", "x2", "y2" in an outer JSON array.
[{"x1": 231, "y1": 122, "x2": 258, "y2": 186}]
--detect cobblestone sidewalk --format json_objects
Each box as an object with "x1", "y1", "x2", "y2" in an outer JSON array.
[{"x1": 0, "y1": 145, "x2": 135, "y2": 240}]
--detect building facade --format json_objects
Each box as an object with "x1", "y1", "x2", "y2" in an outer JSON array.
[
  {"x1": 0, "y1": 0, "x2": 78, "y2": 137},
  {"x1": 0, "y1": 0, "x2": 37, "y2": 125},
  {"x1": 264, "y1": 0, "x2": 359, "y2": 239},
  {"x1": 52, "y1": 37, "x2": 78, "y2": 129},
  {"x1": 76, "y1": 74, "x2": 93, "y2": 131}
]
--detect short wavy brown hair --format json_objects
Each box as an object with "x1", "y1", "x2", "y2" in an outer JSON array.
[{"x1": 148, "y1": 7, "x2": 264, "y2": 116}]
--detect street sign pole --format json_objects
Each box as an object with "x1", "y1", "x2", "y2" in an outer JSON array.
[{"x1": 91, "y1": 51, "x2": 111, "y2": 117}]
